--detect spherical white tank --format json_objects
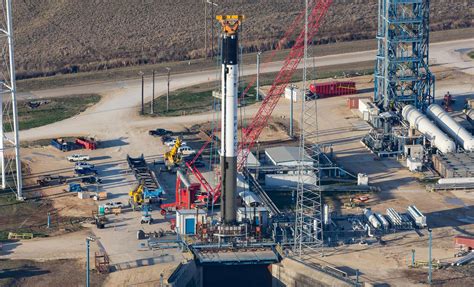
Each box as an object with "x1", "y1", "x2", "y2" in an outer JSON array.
[
  {"x1": 402, "y1": 105, "x2": 456, "y2": 154},
  {"x1": 427, "y1": 104, "x2": 474, "y2": 152}
]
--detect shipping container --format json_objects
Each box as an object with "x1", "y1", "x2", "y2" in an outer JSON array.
[
  {"x1": 309, "y1": 81, "x2": 356, "y2": 98},
  {"x1": 454, "y1": 236, "x2": 474, "y2": 249},
  {"x1": 76, "y1": 137, "x2": 97, "y2": 150},
  {"x1": 51, "y1": 138, "x2": 74, "y2": 152}
]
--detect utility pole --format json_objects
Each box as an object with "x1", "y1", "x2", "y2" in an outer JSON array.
[
  {"x1": 151, "y1": 70, "x2": 155, "y2": 114},
  {"x1": 204, "y1": 0, "x2": 207, "y2": 58},
  {"x1": 1, "y1": 0, "x2": 23, "y2": 199},
  {"x1": 139, "y1": 71, "x2": 144, "y2": 115},
  {"x1": 206, "y1": 0, "x2": 218, "y2": 59},
  {"x1": 166, "y1": 67, "x2": 171, "y2": 112},
  {"x1": 428, "y1": 228, "x2": 432, "y2": 285},
  {"x1": 256, "y1": 51, "x2": 262, "y2": 101},
  {"x1": 86, "y1": 236, "x2": 96, "y2": 287}
]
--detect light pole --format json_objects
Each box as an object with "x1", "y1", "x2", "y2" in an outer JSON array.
[
  {"x1": 289, "y1": 85, "x2": 294, "y2": 138},
  {"x1": 256, "y1": 51, "x2": 262, "y2": 101},
  {"x1": 151, "y1": 70, "x2": 155, "y2": 114},
  {"x1": 166, "y1": 67, "x2": 171, "y2": 113},
  {"x1": 139, "y1": 71, "x2": 144, "y2": 115},
  {"x1": 86, "y1": 236, "x2": 96, "y2": 287},
  {"x1": 428, "y1": 228, "x2": 432, "y2": 285}
]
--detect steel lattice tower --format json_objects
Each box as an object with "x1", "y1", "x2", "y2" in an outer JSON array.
[
  {"x1": 294, "y1": 0, "x2": 323, "y2": 258},
  {"x1": 0, "y1": 0, "x2": 23, "y2": 199},
  {"x1": 374, "y1": 0, "x2": 434, "y2": 111}
]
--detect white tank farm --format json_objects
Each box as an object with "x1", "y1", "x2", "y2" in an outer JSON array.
[
  {"x1": 402, "y1": 105, "x2": 456, "y2": 154},
  {"x1": 427, "y1": 104, "x2": 474, "y2": 152}
]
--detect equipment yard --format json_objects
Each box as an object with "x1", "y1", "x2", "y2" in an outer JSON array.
[{"x1": 0, "y1": 1, "x2": 473, "y2": 287}]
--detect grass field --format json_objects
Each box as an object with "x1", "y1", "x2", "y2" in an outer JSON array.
[
  {"x1": 4, "y1": 94, "x2": 101, "y2": 131},
  {"x1": 145, "y1": 86, "x2": 257, "y2": 117},
  {"x1": 11, "y1": 1, "x2": 471, "y2": 80},
  {"x1": 16, "y1": 28, "x2": 474, "y2": 93},
  {"x1": 0, "y1": 259, "x2": 107, "y2": 287}
]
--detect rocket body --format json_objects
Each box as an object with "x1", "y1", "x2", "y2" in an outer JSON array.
[{"x1": 220, "y1": 33, "x2": 238, "y2": 224}]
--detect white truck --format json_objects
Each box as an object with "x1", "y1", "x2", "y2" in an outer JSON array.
[{"x1": 67, "y1": 154, "x2": 90, "y2": 162}]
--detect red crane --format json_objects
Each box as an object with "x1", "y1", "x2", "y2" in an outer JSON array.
[{"x1": 187, "y1": 0, "x2": 333, "y2": 205}]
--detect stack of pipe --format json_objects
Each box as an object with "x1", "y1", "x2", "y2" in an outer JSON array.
[{"x1": 386, "y1": 208, "x2": 403, "y2": 227}]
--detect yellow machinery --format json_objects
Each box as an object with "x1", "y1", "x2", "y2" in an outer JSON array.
[
  {"x1": 216, "y1": 15, "x2": 244, "y2": 35},
  {"x1": 164, "y1": 137, "x2": 183, "y2": 168},
  {"x1": 129, "y1": 184, "x2": 144, "y2": 206}
]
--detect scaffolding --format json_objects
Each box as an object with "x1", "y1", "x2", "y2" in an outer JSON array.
[
  {"x1": 294, "y1": 0, "x2": 324, "y2": 258},
  {"x1": 374, "y1": 0, "x2": 434, "y2": 112},
  {"x1": 0, "y1": 0, "x2": 23, "y2": 199}
]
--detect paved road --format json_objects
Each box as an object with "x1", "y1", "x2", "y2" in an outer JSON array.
[{"x1": 17, "y1": 38, "x2": 474, "y2": 142}]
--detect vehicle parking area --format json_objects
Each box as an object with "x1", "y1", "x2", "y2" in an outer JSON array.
[{"x1": 15, "y1": 125, "x2": 215, "y2": 273}]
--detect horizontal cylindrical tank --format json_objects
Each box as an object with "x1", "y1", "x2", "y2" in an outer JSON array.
[
  {"x1": 438, "y1": 177, "x2": 474, "y2": 185},
  {"x1": 364, "y1": 208, "x2": 381, "y2": 229},
  {"x1": 375, "y1": 213, "x2": 389, "y2": 229},
  {"x1": 427, "y1": 104, "x2": 474, "y2": 152},
  {"x1": 402, "y1": 105, "x2": 456, "y2": 154}
]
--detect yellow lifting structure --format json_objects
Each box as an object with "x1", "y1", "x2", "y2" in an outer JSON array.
[
  {"x1": 164, "y1": 137, "x2": 183, "y2": 167},
  {"x1": 216, "y1": 15, "x2": 244, "y2": 35},
  {"x1": 129, "y1": 183, "x2": 145, "y2": 205}
]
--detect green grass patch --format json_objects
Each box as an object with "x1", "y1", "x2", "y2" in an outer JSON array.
[
  {"x1": 4, "y1": 94, "x2": 101, "y2": 131},
  {"x1": 145, "y1": 85, "x2": 258, "y2": 117},
  {"x1": 469, "y1": 51, "x2": 474, "y2": 60}
]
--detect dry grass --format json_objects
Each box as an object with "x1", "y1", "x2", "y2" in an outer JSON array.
[{"x1": 9, "y1": 0, "x2": 472, "y2": 80}]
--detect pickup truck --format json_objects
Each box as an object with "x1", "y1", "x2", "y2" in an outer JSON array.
[
  {"x1": 74, "y1": 167, "x2": 97, "y2": 175},
  {"x1": 67, "y1": 154, "x2": 90, "y2": 162},
  {"x1": 37, "y1": 175, "x2": 67, "y2": 187},
  {"x1": 165, "y1": 138, "x2": 186, "y2": 147},
  {"x1": 178, "y1": 145, "x2": 196, "y2": 155},
  {"x1": 75, "y1": 162, "x2": 95, "y2": 170},
  {"x1": 149, "y1": 128, "x2": 173, "y2": 137}
]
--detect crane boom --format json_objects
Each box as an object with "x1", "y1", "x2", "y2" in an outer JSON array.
[
  {"x1": 237, "y1": 0, "x2": 332, "y2": 171},
  {"x1": 187, "y1": 0, "x2": 333, "y2": 205}
]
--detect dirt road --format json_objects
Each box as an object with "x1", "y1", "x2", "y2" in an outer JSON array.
[{"x1": 17, "y1": 39, "x2": 474, "y2": 142}]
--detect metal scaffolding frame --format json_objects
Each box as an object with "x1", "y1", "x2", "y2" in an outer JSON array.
[
  {"x1": 374, "y1": 0, "x2": 434, "y2": 111},
  {"x1": 294, "y1": 0, "x2": 324, "y2": 258},
  {"x1": 0, "y1": 0, "x2": 23, "y2": 199}
]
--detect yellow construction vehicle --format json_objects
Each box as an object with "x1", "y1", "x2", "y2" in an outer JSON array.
[
  {"x1": 129, "y1": 184, "x2": 145, "y2": 207},
  {"x1": 164, "y1": 137, "x2": 183, "y2": 169}
]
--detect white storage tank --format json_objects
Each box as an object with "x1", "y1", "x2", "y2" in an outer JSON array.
[
  {"x1": 375, "y1": 213, "x2": 389, "y2": 229},
  {"x1": 438, "y1": 177, "x2": 474, "y2": 185},
  {"x1": 357, "y1": 173, "x2": 369, "y2": 186},
  {"x1": 427, "y1": 104, "x2": 474, "y2": 152},
  {"x1": 402, "y1": 105, "x2": 456, "y2": 154},
  {"x1": 364, "y1": 208, "x2": 381, "y2": 229}
]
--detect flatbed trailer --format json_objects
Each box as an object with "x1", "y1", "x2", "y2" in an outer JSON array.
[{"x1": 127, "y1": 154, "x2": 162, "y2": 194}]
